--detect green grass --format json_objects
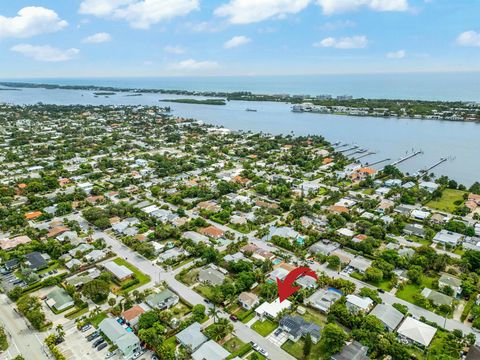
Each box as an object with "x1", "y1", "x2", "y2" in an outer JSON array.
[
  {"x1": 251, "y1": 319, "x2": 278, "y2": 337},
  {"x1": 195, "y1": 284, "x2": 214, "y2": 300},
  {"x1": 427, "y1": 189, "x2": 467, "y2": 213},
  {"x1": 113, "y1": 258, "x2": 150, "y2": 293},
  {"x1": 241, "y1": 312, "x2": 256, "y2": 324},
  {"x1": 89, "y1": 312, "x2": 108, "y2": 328},
  {"x1": 65, "y1": 306, "x2": 89, "y2": 320},
  {"x1": 164, "y1": 336, "x2": 177, "y2": 351},
  {"x1": 396, "y1": 276, "x2": 437, "y2": 304},
  {"x1": 350, "y1": 271, "x2": 394, "y2": 291},
  {"x1": 282, "y1": 339, "x2": 324, "y2": 360},
  {"x1": 38, "y1": 261, "x2": 61, "y2": 275},
  {"x1": 248, "y1": 352, "x2": 266, "y2": 360},
  {"x1": 427, "y1": 330, "x2": 462, "y2": 359},
  {"x1": 223, "y1": 337, "x2": 245, "y2": 353}
]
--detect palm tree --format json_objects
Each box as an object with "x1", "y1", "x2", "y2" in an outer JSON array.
[
  {"x1": 208, "y1": 305, "x2": 219, "y2": 323},
  {"x1": 55, "y1": 324, "x2": 65, "y2": 339}
]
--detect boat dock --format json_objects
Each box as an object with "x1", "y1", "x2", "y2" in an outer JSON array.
[
  {"x1": 355, "y1": 151, "x2": 376, "y2": 160},
  {"x1": 390, "y1": 150, "x2": 423, "y2": 166},
  {"x1": 339, "y1": 145, "x2": 358, "y2": 153},
  {"x1": 366, "y1": 158, "x2": 391, "y2": 167},
  {"x1": 418, "y1": 157, "x2": 448, "y2": 174}
]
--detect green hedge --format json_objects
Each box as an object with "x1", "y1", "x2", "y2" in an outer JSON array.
[
  {"x1": 461, "y1": 293, "x2": 477, "y2": 322},
  {"x1": 227, "y1": 343, "x2": 252, "y2": 359}
]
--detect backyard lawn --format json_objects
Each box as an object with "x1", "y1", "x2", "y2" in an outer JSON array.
[
  {"x1": 427, "y1": 189, "x2": 466, "y2": 213},
  {"x1": 113, "y1": 257, "x2": 151, "y2": 293},
  {"x1": 251, "y1": 319, "x2": 278, "y2": 336},
  {"x1": 223, "y1": 336, "x2": 245, "y2": 354},
  {"x1": 396, "y1": 276, "x2": 438, "y2": 304},
  {"x1": 282, "y1": 339, "x2": 324, "y2": 360}
]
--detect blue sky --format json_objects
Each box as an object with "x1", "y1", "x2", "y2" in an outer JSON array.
[{"x1": 1, "y1": 0, "x2": 480, "y2": 78}]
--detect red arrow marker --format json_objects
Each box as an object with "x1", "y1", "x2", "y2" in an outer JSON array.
[{"x1": 276, "y1": 266, "x2": 318, "y2": 302}]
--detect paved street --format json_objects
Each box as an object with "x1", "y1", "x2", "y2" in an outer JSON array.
[
  {"x1": 93, "y1": 230, "x2": 296, "y2": 360},
  {"x1": 0, "y1": 294, "x2": 49, "y2": 360}
]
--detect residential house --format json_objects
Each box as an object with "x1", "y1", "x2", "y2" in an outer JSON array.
[
  {"x1": 183, "y1": 231, "x2": 209, "y2": 244},
  {"x1": 198, "y1": 266, "x2": 226, "y2": 286},
  {"x1": 45, "y1": 287, "x2": 74, "y2": 312},
  {"x1": 279, "y1": 315, "x2": 321, "y2": 343},
  {"x1": 397, "y1": 317, "x2": 437, "y2": 347},
  {"x1": 176, "y1": 322, "x2": 208, "y2": 353},
  {"x1": 255, "y1": 299, "x2": 292, "y2": 321},
  {"x1": 24, "y1": 252, "x2": 48, "y2": 270},
  {"x1": 331, "y1": 341, "x2": 369, "y2": 360},
  {"x1": 122, "y1": 304, "x2": 148, "y2": 329},
  {"x1": 0, "y1": 235, "x2": 32, "y2": 251},
  {"x1": 349, "y1": 257, "x2": 372, "y2": 274},
  {"x1": 403, "y1": 224, "x2": 426, "y2": 238},
  {"x1": 192, "y1": 340, "x2": 230, "y2": 360},
  {"x1": 369, "y1": 304, "x2": 404, "y2": 332},
  {"x1": 307, "y1": 288, "x2": 342, "y2": 313},
  {"x1": 145, "y1": 289, "x2": 179, "y2": 310},
  {"x1": 238, "y1": 292, "x2": 259, "y2": 310},
  {"x1": 421, "y1": 288, "x2": 453, "y2": 306},
  {"x1": 199, "y1": 226, "x2": 225, "y2": 239},
  {"x1": 438, "y1": 273, "x2": 462, "y2": 297},
  {"x1": 99, "y1": 318, "x2": 141, "y2": 359},
  {"x1": 103, "y1": 261, "x2": 134, "y2": 281},
  {"x1": 432, "y1": 230, "x2": 463, "y2": 246},
  {"x1": 345, "y1": 295, "x2": 374, "y2": 313}
]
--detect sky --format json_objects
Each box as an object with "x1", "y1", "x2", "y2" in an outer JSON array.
[{"x1": 1, "y1": 0, "x2": 480, "y2": 78}]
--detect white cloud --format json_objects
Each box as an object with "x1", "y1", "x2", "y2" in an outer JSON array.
[
  {"x1": 82, "y1": 32, "x2": 112, "y2": 43},
  {"x1": 386, "y1": 49, "x2": 406, "y2": 58},
  {"x1": 11, "y1": 44, "x2": 79, "y2": 62},
  {"x1": 168, "y1": 59, "x2": 219, "y2": 71},
  {"x1": 224, "y1": 35, "x2": 251, "y2": 49},
  {"x1": 314, "y1": 35, "x2": 368, "y2": 49},
  {"x1": 316, "y1": 0, "x2": 409, "y2": 15},
  {"x1": 79, "y1": 0, "x2": 199, "y2": 29},
  {"x1": 164, "y1": 45, "x2": 186, "y2": 54},
  {"x1": 214, "y1": 0, "x2": 310, "y2": 24},
  {"x1": 0, "y1": 6, "x2": 68, "y2": 39},
  {"x1": 456, "y1": 31, "x2": 480, "y2": 47}
]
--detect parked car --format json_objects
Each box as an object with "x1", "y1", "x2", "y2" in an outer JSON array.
[
  {"x1": 97, "y1": 342, "x2": 108, "y2": 351},
  {"x1": 259, "y1": 349, "x2": 269, "y2": 357},
  {"x1": 105, "y1": 352, "x2": 115, "y2": 359},
  {"x1": 274, "y1": 328, "x2": 283, "y2": 336},
  {"x1": 377, "y1": 288, "x2": 385, "y2": 294},
  {"x1": 93, "y1": 338, "x2": 104, "y2": 348},
  {"x1": 229, "y1": 315, "x2": 238, "y2": 322},
  {"x1": 54, "y1": 337, "x2": 64, "y2": 345},
  {"x1": 81, "y1": 324, "x2": 91, "y2": 332},
  {"x1": 87, "y1": 332, "x2": 100, "y2": 341}
]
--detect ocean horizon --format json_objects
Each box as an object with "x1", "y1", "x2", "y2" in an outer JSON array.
[{"x1": 2, "y1": 71, "x2": 480, "y2": 102}]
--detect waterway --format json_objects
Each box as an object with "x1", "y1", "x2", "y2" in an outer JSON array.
[{"x1": 0, "y1": 86, "x2": 478, "y2": 185}]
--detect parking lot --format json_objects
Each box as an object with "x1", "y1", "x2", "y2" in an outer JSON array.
[
  {"x1": 59, "y1": 324, "x2": 154, "y2": 360},
  {"x1": 58, "y1": 326, "x2": 114, "y2": 360}
]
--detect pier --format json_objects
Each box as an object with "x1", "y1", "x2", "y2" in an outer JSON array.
[
  {"x1": 390, "y1": 150, "x2": 423, "y2": 166},
  {"x1": 355, "y1": 151, "x2": 376, "y2": 160},
  {"x1": 418, "y1": 157, "x2": 448, "y2": 174},
  {"x1": 366, "y1": 158, "x2": 391, "y2": 167},
  {"x1": 339, "y1": 145, "x2": 358, "y2": 153}
]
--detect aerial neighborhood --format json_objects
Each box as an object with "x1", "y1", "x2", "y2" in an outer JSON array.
[{"x1": 2, "y1": 103, "x2": 480, "y2": 360}]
